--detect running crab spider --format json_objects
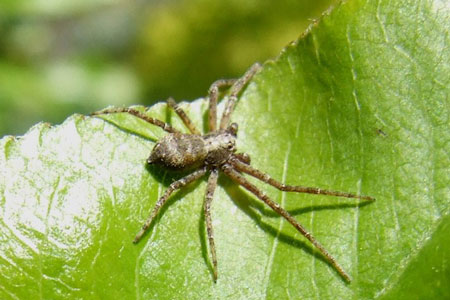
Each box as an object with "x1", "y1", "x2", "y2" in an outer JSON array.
[{"x1": 92, "y1": 63, "x2": 374, "y2": 282}]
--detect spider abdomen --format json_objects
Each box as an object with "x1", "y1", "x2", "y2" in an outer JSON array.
[{"x1": 147, "y1": 133, "x2": 207, "y2": 170}]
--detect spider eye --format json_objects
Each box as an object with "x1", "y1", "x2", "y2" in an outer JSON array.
[{"x1": 228, "y1": 123, "x2": 238, "y2": 136}]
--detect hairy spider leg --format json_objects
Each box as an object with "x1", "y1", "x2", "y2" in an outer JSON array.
[
  {"x1": 221, "y1": 164, "x2": 352, "y2": 282},
  {"x1": 204, "y1": 169, "x2": 219, "y2": 281},
  {"x1": 91, "y1": 107, "x2": 180, "y2": 134},
  {"x1": 219, "y1": 63, "x2": 262, "y2": 130},
  {"x1": 133, "y1": 168, "x2": 208, "y2": 243},
  {"x1": 229, "y1": 156, "x2": 375, "y2": 201},
  {"x1": 167, "y1": 98, "x2": 201, "y2": 135},
  {"x1": 233, "y1": 152, "x2": 251, "y2": 165},
  {"x1": 207, "y1": 79, "x2": 237, "y2": 132}
]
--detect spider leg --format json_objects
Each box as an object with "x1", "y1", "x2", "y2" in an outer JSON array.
[
  {"x1": 133, "y1": 167, "x2": 207, "y2": 243},
  {"x1": 219, "y1": 63, "x2": 262, "y2": 130},
  {"x1": 92, "y1": 107, "x2": 179, "y2": 134},
  {"x1": 230, "y1": 155, "x2": 374, "y2": 201},
  {"x1": 204, "y1": 168, "x2": 219, "y2": 281},
  {"x1": 207, "y1": 79, "x2": 236, "y2": 132},
  {"x1": 233, "y1": 152, "x2": 251, "y2": 165},
  {"x1": 222, "y1": 164, "x2": 352, "y2": 282},
  {"x1": 167, "y1": 98, "x2": 201, "y2": 135}
]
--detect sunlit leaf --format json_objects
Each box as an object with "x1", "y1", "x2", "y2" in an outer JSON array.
[{"x1": 0, "y1": 0, "x2": 448, "y2": 298}]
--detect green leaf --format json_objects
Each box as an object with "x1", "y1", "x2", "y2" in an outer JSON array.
[{"x1": 1, "y1": 0, "x2": 449, "y2": 298}]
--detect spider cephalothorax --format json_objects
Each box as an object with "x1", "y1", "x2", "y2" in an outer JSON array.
[{"x1": 92, "y1": 63, "x2": 374, "y2": 282}]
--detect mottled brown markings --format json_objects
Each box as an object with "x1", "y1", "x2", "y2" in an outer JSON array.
[
  {"x1": 204, "y1": 169, "x2": 219, "y2": 281},
  {"x1": 147, "y1": 133, "x2": 207, "y2": 170},
  {"x1": 222, "y1": 164, "x2": 353, "y2": 282},
  {"x1": 208, "y1": 79, "x2": 236, "y2": 132},
  {"x1": 91, "y1": 107, "x2": 179, "y2": 134},
  {"x1": 92, "y1": 62, "x2": 374, "y2": 283},
  {"x1": 167, "y1": 97, "x2": 201, "y2": 135},
  {"x1": 133, "y1": 167, "x2": 208, "y2": 243},
  {"x1": 229, "y1": 157, "x2": 374, "y2": 201}
]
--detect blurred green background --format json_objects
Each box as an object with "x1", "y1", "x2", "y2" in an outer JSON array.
[{"x1": 0, "y1": 0, "x2": 336, "y2": 137}]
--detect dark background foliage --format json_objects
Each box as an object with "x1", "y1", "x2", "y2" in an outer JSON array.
[{"x1": 0, "y1": 0, "x2": 335, "y2": 136}]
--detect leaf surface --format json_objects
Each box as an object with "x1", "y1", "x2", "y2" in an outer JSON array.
[{"x1": 0, "y1": 0, "x2": 449, "y2": 299}]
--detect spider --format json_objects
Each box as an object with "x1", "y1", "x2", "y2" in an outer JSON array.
[{"x1": 92, "y1": 63, "x2": 374, "y2": 282}]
